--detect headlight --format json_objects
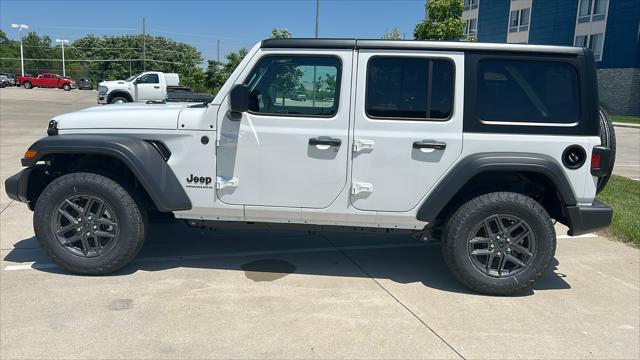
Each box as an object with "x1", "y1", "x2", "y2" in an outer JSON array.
[{"x1": 98, "y1": 86, "x2": 108, "y2": 94}]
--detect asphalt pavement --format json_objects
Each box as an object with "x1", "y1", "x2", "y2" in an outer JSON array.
[{"x1": 1, "y1": 87, "x2": 638, "y2": 359}]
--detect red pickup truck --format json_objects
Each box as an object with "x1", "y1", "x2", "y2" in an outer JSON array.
[{"x1": 17, "y1": 73, "x2": 76, "y2": 91}]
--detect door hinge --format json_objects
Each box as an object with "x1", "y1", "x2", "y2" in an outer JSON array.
[
  {"x1": 353, "y1": 139, "x2": 375, "y2": 153},
  {"x1": 351, "y1": 182, "x2": 374, "y2": 195},
  {"x1": 216, "y1": 177, "x2": 238, "y2": 190}
]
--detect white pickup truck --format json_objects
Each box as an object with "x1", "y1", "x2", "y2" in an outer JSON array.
[{"x1": 97, "y1": 71, "x2": 194, "y2": 104}]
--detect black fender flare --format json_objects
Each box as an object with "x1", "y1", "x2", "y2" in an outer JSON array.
[
  {"x1": 107, "y1": 90, "x2": 133, "y2": 103},
  {"x1": 416, "y1": 152, "x2": 577, "y2": 222},
  {"x1": 22, "y1": 135, "x2": 191, "y2": 212}
]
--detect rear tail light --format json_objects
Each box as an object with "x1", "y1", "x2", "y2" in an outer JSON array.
[
  {"x1": 591, "y1": 152, "x2": 601, "y2": 169},
  {"x1": 591, "y1": 146, "x2": 611, "y2": 177}
]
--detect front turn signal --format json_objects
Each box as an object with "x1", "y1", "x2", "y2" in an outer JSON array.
[{"x1": 24, "y1": 149, "x2": 38, "y2": 159}]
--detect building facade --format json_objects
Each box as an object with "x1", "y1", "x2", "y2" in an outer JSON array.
[{"x1": 462, "y1": 0, "x2": 640, "y2": 115}]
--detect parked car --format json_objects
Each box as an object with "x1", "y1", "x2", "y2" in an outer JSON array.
[
  {"x1": 78, "y1": 78, "x2": 93, "y2": 90},
  {"x1": 5, "y1": 39, "x2": 615, "y2": 295},
  {"x1": 0, "y1": 75, "x2": 11, "y2": 88},
  {"x1": 97, "y1": 71, "x2": 197, "y2": 104},
  {"x1": 17, "y1": 73, "x2": 76, "y2": 91},
  {"x1": 291, "y1": 90, "x2": 306, "y2": 101},
  {"x1": 0, "y1": 73, "x2": 16, "y2": 86}
]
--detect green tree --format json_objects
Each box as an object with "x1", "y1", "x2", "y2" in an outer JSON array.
[
  {"x1": 0, "y1": 30, "x2": 20, "y2": 75},
  {"x1": 382, "y1": 26, "x2": 403, "y2": 40},
  {"x1": 204, "y1": 48, "x2": 248, "y2": 95},
  {"x1": 271, "y1": 28, "x2": 292, "y2": 39},
  {"x1": 413, "y1": 0, "x2": 465, "y2": 40},
  {"x1": 67, "y1": 34, "x2": 203, "y2": 87}
]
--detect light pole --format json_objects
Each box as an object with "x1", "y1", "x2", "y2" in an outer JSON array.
[
  {"x1": 11, "y1": 23, "x2": 29, "y2": 76},
  {"x1": 315, "y1": 0, "x2": 320, "y2": 38},
  {"x1": 56, "y1": 39, "x2": 69, "y2": 77}
]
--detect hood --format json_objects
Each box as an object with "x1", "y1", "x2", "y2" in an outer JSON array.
[
  {"x1": 53, "y1": 103, "x2": 193, "y2": 130},
  {"x1": 99, "y1": 80, "x2": 132, "y2": 90}
]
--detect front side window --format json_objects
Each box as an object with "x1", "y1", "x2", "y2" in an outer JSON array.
[
  {"x1": 477, "y1": 60, "x2": 579, "y2": 125},
  {"x1": 244, "y1": 55, "x2": 340, "y2": 117},
  {"x1": 366, "y1": 57, "x2": 454, "y2": 120},
  {"x1": 138, "y1": 74, "x2": 159, "y2": 84}
]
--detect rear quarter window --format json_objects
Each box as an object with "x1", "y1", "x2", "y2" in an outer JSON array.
[{"x1": 477, "y1": 59, "x2": 579, "y2": 125}]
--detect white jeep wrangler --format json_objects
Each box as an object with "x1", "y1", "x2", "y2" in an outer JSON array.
[{"x1": 5, "y1": 39, "x2": 615, "y2": 295}]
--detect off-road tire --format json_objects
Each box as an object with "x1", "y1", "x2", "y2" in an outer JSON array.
[
  {"x1": 442, "y1": 192, "x2": 556, "y2": 295},
  {"x1": 63, "y1": 83, "x2": 71, "y2": 91},
  {"x1": 597, "y1": 106, "x2": 616, "y2": 194},
  {"x1": 34, "y1": 172, "x2": 146, "y2": 275},
  {"x1": 110, "y1": 96, "x2": 129, "y2": 104},
  {"x1": 23, "y1": 81, "x2": 32, "y2": 89}
]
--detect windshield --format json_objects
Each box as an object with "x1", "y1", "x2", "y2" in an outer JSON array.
[{"x1": 125, "y1": 73, "x2": 142, "y2": 82}]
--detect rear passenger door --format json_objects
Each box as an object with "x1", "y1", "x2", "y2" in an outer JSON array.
[{"x1": 351, "y1": 51, "x2": 464, "y2": 212}]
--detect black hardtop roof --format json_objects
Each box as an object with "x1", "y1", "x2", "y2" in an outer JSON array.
[{"x1": 261, "y1": 38, "x2": 584, "y2": 56}]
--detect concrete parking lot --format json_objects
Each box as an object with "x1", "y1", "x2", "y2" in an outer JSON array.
[{"x1": 1, "y1": 87, "x2": 638, "y2": 359}]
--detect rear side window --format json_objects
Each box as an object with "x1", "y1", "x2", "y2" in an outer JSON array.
[
  {"x1": 477, "y1": 60, "x2": 579, "y2": 124},
  {"x1": 366, "y1": 57, "x2": 454, "y2": 120}
]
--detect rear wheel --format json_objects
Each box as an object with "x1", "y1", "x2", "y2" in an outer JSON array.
[
  {"x1": 23, "y1": 81, "x2": 32, "y2": 89},
  {"x1": 34, "y1": 173, "x2": 146, "y2": 274},
  {"x1": 597, "y1": 107, "x2": 616, "y2": 193},
  {"x1": 442, "y1": 192, "x2": 556, "y2": 295}
]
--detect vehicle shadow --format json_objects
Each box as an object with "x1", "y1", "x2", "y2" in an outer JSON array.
[{"x1": 4, "y1": 221, "x2": 570, "y2": 296}]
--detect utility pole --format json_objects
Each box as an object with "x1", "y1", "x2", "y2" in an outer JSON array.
[
  {"x1": 217, "y1": 40, "x2": 221, "y2": 63},
  {"x1": 142, "y1": 17, "x2": 146, "y2": 71},
  {"x1": 11, "y1": 23, "x2": 29, "y2": 76},
  {"x1": 55, "y1": 39, "x2": 69, "y2": 77}
]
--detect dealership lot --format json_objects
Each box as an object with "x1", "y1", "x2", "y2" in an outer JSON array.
[{"x1": 1, "y1": 87, "x2": 638, "y2": 359}]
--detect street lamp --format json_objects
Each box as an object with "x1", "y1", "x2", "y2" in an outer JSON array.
[
  {"x1": 56, "y1": 39, "x2": 69, "y2": 77},
  {"x1": 11, "y1": 23, "x2": 29, "y2": 76}
]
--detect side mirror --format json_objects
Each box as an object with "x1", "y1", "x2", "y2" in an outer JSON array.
[
  {"x1": 229, "y1": 84, "x2": 249, "y2": 119},
  {"x1": 133, "y1": 79, "x2": 139, "y2": 85}
]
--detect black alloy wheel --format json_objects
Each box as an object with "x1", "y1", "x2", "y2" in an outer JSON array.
[{"x1": 53, "y1": 194, "x2": 119, "y2": 258}]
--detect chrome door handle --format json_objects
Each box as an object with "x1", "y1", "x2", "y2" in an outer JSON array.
[
  {"x1": 154, "y1": 86, "x2": 160, "y2": 89},
  {"x1": 412, "y1": 140, "x2": 446, "y2": 150}
]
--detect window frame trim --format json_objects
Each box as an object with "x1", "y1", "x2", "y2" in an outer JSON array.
[
  {"x1": 363, "y1": 55, "x2": 456, "y2": 122},
  {"x1": 475, "y1": 57, "x2": 582, "y2": 127},
  {"x1": 241, "y1": 53, "x2": 344, "y2": 119}
]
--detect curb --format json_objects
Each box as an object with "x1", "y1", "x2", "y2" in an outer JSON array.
[{"x1": 613, "y1": 122, "x2": 640, "y2": 129}]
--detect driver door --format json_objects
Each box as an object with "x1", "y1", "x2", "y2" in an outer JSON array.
[
  {"x1": 135, "y1": 73, "x2": 163, "y2": 101},
  {"x1": 216, "y1": 50, "x2": 353, "y2": 208}
]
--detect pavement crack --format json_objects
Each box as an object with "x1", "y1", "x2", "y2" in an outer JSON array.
[
  {"x1": 0, "y1": 200, "x2": 14, "y2": 215},
  {"x1": 320, "y1": 234, "x2": 466, "y2": 360}
]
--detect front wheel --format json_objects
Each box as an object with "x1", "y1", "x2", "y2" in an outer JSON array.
[
  {"x1": 442, "y1": 192, "x2": 556, "y2": 295},
  {"x1": 34, "y1": 173, "x2": 146, "y2": 274},
  {"x1": 110, "y1": 96, "x2": 128, "y2": 104},
  {"x1": 63, "y1": 83, "x2": 71, "y2": 91},
  {"x1": 23, "y1": 81, "x2": 32, "y2": 89}
]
